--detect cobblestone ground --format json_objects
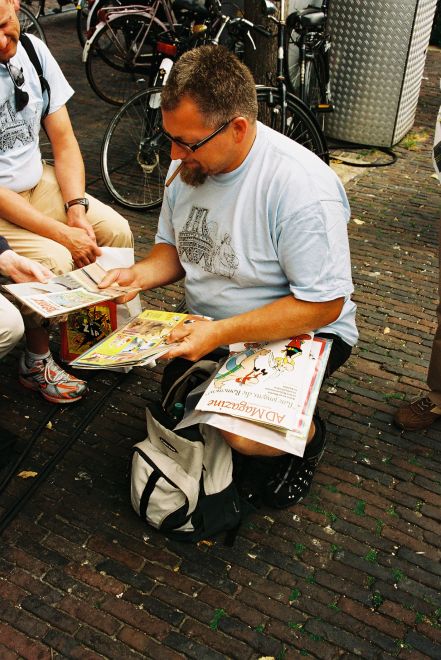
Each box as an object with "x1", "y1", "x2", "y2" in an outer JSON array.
[{"x1": 1, "y1": 11, "x2": 441, "y2": 659}]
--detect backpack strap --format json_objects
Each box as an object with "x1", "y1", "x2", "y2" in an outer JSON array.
[{"x1": 19, "y1": 33, "x2": 51, "y2": 121}]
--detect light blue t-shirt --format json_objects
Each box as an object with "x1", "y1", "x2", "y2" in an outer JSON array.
[
  {"x1": 0, "y1": 35, "x2": 74, "y2": 192},
  {"x1": 156, "y1": 121, "x2": 358, "y2": 346}
]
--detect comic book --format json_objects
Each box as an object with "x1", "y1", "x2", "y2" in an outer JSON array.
[
  {"x1": 69, "y1": 309, "x2": 197, "y2": 369},
  {"x1": 59, "y1": 301, "x2": 118, "y2": 361},
  {"x1": 2, "y1": 261, "x2": 139, "y2": 318},
  {"x1": 177, "y1": 335, "x2": 332, "y2": 455}
]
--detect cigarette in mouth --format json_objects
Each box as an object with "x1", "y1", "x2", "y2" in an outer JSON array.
[{"x1": 165, "y1": 162, "x2": 184, "y2": 187}]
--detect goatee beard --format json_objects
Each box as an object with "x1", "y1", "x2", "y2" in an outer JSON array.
[{"x1": 180, "y1": 163, "x2": 208, "y2": 187}]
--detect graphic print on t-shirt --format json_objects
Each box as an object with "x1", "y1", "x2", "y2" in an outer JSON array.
[
  {"x1": 178, "y1": 205, "x2": 238, "y2": 279},
  {"x1": 0, "y1": 98, "x2": 35, "y2": 152}
]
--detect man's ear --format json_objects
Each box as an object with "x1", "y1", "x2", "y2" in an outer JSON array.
[
  {"x1": 231, "y1": 117, "x2": 249, "y2": 143},
  {"x1": 13, "y1": 0, "x2": 20, "y2": 12}
]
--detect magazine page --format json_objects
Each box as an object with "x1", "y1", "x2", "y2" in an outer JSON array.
[
  {"x1": 59, "y1": 301, "x2": 118, "y2": 362},
  {"x1": 178, "y1": 338, "x2": 333, "y2": 454},
  {"x1": 177, "y1": 407, "x2": 308, "y2": 456},
  {"x1": 58, "y1": 262, "x2": 138, "y2": 298},
  {"x1": 2, "y1": 262, "x2": 139, "y2": 318},
  {"x1": 195, "y1": 335, "x2": 316, "y2": 432},
  {"x1": 2, "y1": 280, "x2": 110, "y2": 318},
  {"x1": 69, "y1": 309, "x2": 192, "y2": 368}
]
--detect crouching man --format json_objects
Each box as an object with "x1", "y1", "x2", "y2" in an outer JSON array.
[{"x1": 101, "y1": 45, "x2": 358, "y2": 508}]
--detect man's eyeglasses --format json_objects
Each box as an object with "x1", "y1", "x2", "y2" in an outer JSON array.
[
  {"x1": 5, "y1": 63, "x2": 29, "y2": 112},
  {"x1": 160, "y1": 117, "x2": 236, "y2": 153}
]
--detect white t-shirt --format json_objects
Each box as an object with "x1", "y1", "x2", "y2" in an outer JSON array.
[
  {"x1": 157, "y1": 121, "x2": 358, "y2": 346},
  {"x1": 0, "y1": 35, "x2": 73, "y2": 192}
]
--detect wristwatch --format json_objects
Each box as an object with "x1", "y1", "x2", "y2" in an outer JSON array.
[{"x1": 64, "y1": 197, "x2": 89, "y2": 213}]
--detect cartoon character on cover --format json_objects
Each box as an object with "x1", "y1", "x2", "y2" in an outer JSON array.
[
  {"x1": 75, "y1": 308, "x2": 111, "y2": 346},
  {"x1": 273, "y1": 334, "x2": 311, "y2": 371},
  {"x1": 214, "y1": 346, "x2": 270, "y2": 388}
]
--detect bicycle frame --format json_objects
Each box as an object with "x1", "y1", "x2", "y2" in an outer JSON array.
[
  {"x1": 285, "y1": 0, "x2": 332, "y2": 111},
  {"x1": 85, "y1": 0, "x2": 176, "y2": 38},
  {"x1": 82, "y1": 4, "x2": 171, "y2": 65},
  {"x1": 262, "y1": 0, "x2": 289, "y2": 129}
]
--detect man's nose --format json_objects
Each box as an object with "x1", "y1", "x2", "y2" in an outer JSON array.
[{"x1": 170, "y1": 141, "x2": 191, "y2": 161}]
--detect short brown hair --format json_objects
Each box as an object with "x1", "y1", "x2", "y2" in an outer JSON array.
[{"x1": 161, "y1": 45, "x2": 258, "y2": 127}]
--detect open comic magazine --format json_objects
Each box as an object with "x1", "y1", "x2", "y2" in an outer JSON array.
[
  {"x1": 2, "y1": 261, "x2": 139, "y2": 319},
  {"x1": 69, "y1": 309, "x2": 197, "y2": 369},
  {"x1": 176, "y1": 335, "x2": 332, "y2": 456}
]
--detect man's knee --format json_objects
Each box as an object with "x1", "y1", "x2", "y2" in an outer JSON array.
[
  {"x1": 102, "y1": 214, "x2": 133, "y2": 248},
  {"x1": 88, "y1": 198, "x2": 133, "y2": 248},
  {"x1": 0, "y1": 306, "x2": 24, "y2": 359},
  {"x1": 39, "y1": 244, "x2": 74, "y2": 275},
  {"x1": 221, "y1": 431, "x2": 259, "y2": 455}
]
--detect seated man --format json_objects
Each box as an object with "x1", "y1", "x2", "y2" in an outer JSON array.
[
  {"x1": 0, "y1": 0, "x2": 133, "y2": 403},
  {"x1": 101, "y1": 45, "x2": 358, "y2": 509},
  {"x1": 0, "y1": 237, "x2": 51, "y2": 465}
]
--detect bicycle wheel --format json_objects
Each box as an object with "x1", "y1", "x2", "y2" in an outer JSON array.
[
  {"x1": 284, "y1": 20, "x2": 301, "y2": 95},
  {"x1": 85, "y1": 13, "x2": 163, "y2": 106},
  {"x1": 256, "y1": 86, "x2": 328, "y2": 163},
  {"x1": 101, "y1": 87, "x2": 170, "y2": 209},
  {"x1": 22, "y1": 0, "x2": 42, "y2": 20},
  {"x1": 18, "y1": 5, "x2": 46, "y2": 43},
  {"x1": 304, "y1": 56, "x2": 327, "y2": 131}
]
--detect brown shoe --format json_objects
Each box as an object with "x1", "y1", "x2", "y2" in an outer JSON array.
[{"x1": 393, "y1": 396, "x2": 441, "y2": 431}]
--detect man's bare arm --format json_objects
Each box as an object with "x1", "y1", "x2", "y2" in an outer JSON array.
[
  {"x1": 0, "y1": 186, "x2": 70, "y2": 243},
  {"x1": 43, "y1": 107, "x2": 87, "y2": 218},
  {"x1": 166, "y1": 295, "x2": 345, "y2": 361},
  {"x1": 44, "y1": 107, "x2": 101, "y2": 265}
]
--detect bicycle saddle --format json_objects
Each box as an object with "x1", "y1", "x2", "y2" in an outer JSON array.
[
  {"x1": 287, "y1": 8, "x2": 325, "y2": 32},
  {"x1": 172, "y1": 0, "x2": 210, "y2": 20}
]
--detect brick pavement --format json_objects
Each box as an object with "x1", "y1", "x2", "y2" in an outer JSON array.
[{"x1": 0, "y1": 11, "x2": 441, "y2": 659}]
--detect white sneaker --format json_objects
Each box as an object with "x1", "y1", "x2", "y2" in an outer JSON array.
[{"x1": 19, "y1": 353, "x2": 87, "y2": 404}]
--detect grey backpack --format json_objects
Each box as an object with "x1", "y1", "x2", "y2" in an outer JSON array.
[{"x1": 131, "y1": 359, "x2": 251, "y2": 543}]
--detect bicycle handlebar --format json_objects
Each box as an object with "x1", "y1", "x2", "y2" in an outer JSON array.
[{"x1": 232, "y1": 18, "x2": 272, "y2": 38}]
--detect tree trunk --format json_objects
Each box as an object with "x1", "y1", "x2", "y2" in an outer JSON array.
[{"x1": 243, "y1": 0, "x2": 290, "y2": 84}]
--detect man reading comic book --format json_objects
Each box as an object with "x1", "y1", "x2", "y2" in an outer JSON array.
[{"x1": 100, "y1": 46, "x2": 358, "y2": 509}]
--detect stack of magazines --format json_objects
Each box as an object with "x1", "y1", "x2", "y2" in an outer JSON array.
[
  {"x1": 69, "y1": 309, "x2": 194, "y2": 369},
  {"x1": 176, "y1": 334, "x2": 332, "y2": 456}
]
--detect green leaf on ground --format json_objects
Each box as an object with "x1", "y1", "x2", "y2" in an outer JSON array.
[
  {"x1": 364, "y1": 549, "x2": 378, "y2": 563},
  {"x1": 209, "y1": 608, "x2": 226, "y2": 630}
]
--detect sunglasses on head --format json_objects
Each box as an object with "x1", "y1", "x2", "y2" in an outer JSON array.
[{"x1": 6, "y1": 62, "x2": 29, "y2": 112}]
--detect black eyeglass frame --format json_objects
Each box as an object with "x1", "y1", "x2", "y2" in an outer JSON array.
[
  {"x1": 160, "y1": 117, "x2": 237, "y2": 153},
  {"x1": 5, "y1": 62, "x2": 29, "y2": 112}
]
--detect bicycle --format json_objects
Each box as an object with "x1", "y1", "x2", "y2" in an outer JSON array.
[
  {"x1": 82, "y1": 0, "x2": 236, "y2": 106},
  {"x1": 100, "y1": 0, "x2": 328, "y2": 210},
  {"x1": 82, "y1": 0, "x2": 181, "y2": 106},
  {"x1": 284, "y1": 0, "x2": 333, "y2": 129},
  {"x1": 23, "y1": 0, "x2": 89, "y2": 46},
  {"x1": 77, "y1": 0, "x2": 148, "y2": 47},
  {"x1": 18, "y1": 4, "x2": 47, "y2": 43}
]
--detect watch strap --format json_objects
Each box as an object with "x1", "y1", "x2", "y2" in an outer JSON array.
[{"x1": 64, "y1": 197, "x2": 89, "y2": 213}]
